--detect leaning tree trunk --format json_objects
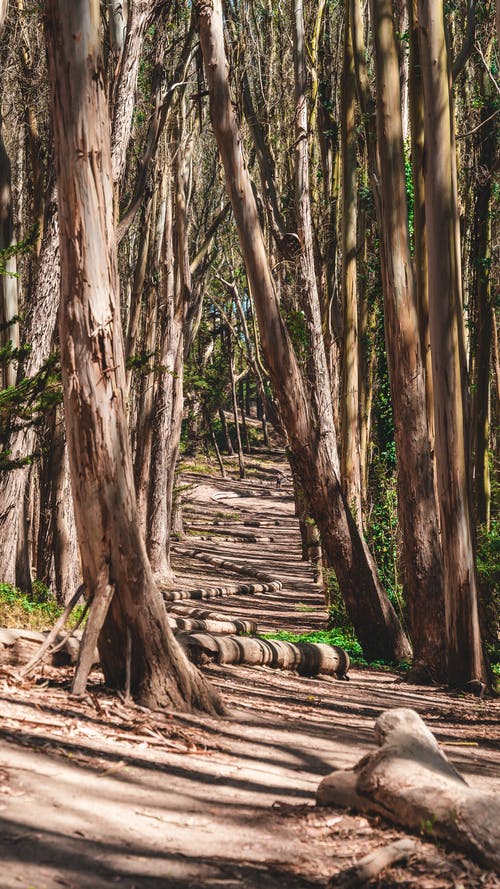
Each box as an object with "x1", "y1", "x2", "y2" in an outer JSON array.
[
  {"x1": 417, "y1": 1, "x2": 487, "y2": 686},
  {"x1": 44, "y1": 0, "x2": 222, "y2": 714},
  {"x1": 196, "y1": 0, "x2": 411, "y2": 664},
  {"x1": 371, "y1": 0, "x2": 445, "y2": 679}
]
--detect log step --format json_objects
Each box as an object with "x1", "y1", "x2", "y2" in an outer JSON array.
[
  {"x1": 176, "y1": 546, "x2": 283, "y2": 589},
  {"x1": 180, "y1": 633, "x2": 350, "y2": 678},
  {"x1": 168, "y1": 615, "x2": 257, "y2": 635}
]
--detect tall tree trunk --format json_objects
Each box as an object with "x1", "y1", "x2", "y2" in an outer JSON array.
[
  {"x1": 371, "y1": 0, "x2": 445, "y2": 679},
  {"x1": 196, "y1": 0, "x2": 411, "y2": 663},
  {"x1": 0, "y1": 117, "x2": 18, "y2": 389},
  {"x1": 147, "y1": 172, "x2": 179, "y2": 583},
  {"x1": 417, "y1": 0, "x2": 487, "y2": 686},
  {"x1": 229, "y1": 335, "x2": 246, "y2": 479},
  {"x1": 0, "y1": 195, "x2": 59, "y2": 588},
  {"x1": 45, "y1": 0, "x2": 222, "y2": 714},
  {"x1": 341, "y1": 3, "x2": 362, "y2": 523},
  {"x1": 408, "y1": 0, "x2": 435, "y2": 456},
  {"x1": 472, "y1": 48, "x2": 495, "y2": 529}
]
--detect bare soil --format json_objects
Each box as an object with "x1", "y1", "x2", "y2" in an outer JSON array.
[{"x1": 0, "y1": 454, "x2": 499, "y2": 889}]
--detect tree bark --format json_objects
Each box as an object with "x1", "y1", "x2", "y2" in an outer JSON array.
[
  {"x1": 417, "y1": 1, "x2": 487, "y2": 686},
  {"x1": 340, "y1": 3, "x2": 362, "y2": 523},
  {"x1": 317, "y1": 708, "x2": 500, "y2": 871},
  {"x1": 371, "y1": 0, "x2": 445, "y2": 679},
  {"x1": 0, "y1": 118, "x2": 19, "y2": 389},
  {"x1": 0, "y1": 195, "x2": 59, "y2": 588},
  {"x1": 472, "y1": 48, "x2": 495, "y2": 529},
  {"x1": 44, "y1": 0, "x2": 222, "y2": 714},
  {"x1": 408, "y1": 0, "x2": 435, "y2": 457},
  {"x1": 196, "y1": 0, "x2": 411, "y2": 664}
]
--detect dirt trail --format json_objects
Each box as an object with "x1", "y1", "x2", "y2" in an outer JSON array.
[{"x1": 0, "y1": 456, "x2": 499, "y2": 889}]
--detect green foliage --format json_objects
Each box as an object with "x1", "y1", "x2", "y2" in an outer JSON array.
[
  {"x1": 476, "y1": 520, "x2": 500, "y2": 674},
  {"x1": 262, "y1": 628, "x2": 398, "y2": 670},
  {"x1": 366, "y1": 457, "x2": 404, "y2": 620},
  {"x1": 284, "y1": 308, "x2": 308, "y2": 364},
  {"x1": 0, "y1": 226, "x2": 39, "y2": 277},
  {"x1": 404, "y1": 142, "x2": 414, "y2": 252},
  {"x1": 0, "y1": 352, "x2": 62, "y2": 471},
  {"x1": 0, "y1": 581, "x2": 85, "y2": 630}
]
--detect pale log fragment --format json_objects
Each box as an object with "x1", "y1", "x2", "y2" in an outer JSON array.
[
  {"x1": 328, "y1": 838, "x2": 419, "y2": 888},
  {"x1": 317, "y1": 708, "x2": 500, "y2": 871}
]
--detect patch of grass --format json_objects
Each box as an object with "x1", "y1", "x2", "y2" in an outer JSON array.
[
  {"x1": 213, "y1": 510, "x2": 241, "y2": 521},
  {"x1": 262, "y1": 627, "x2": 400, "y2": 671},
  {"x1": 0, "y1": 582, "x2": 85, "y2": 631},
  {"x1": 294, "y1": 602, "x2": 317, "y2": 613}
]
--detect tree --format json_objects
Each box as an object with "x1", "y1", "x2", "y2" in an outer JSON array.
[
  {"x1": 417, "y1": 0, "x2": 487, "y2": 687},
  {"x1": 370, "y1": 0, "x2": 445, "y2": 679},
  {"x1": 44, "y1": 0, "x2": 222, "y2": 713}
]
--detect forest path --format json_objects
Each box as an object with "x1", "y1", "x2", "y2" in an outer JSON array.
[{"x1": 0, "y1": 454, "x2": 499, "y2": 889}]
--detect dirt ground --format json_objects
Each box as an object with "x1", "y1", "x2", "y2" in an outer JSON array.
[{"x1": 0, "y1": 455, "x2": 499, "y2": 889}]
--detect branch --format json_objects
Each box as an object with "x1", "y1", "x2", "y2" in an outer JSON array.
[
  {"x1": 452, "y1": 0, "x2": 476, "y2": 81},
  {"x1": 117, "y1": 17, "x2": 196, "y2": 242},
  {"x1": 20, "y1": 584, "x2": 85, "y2": 676},
  {"x1": 190, "y1": 201, "x2": 231, "y2": 275}
]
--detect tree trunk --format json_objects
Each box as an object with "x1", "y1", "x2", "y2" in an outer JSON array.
[
  {"x1": 417, "y1": 1, "x2": 487, "y2": 686},
  {"x1": 408, "y1": 0, "x2": 435, "y2": 456},
  {"x1": 0, "y1": 118, "x2": 19, "y2": 389},
  {"x1": 45, "y1": 0, "x2": 222, "y2": 714},
  {"x1": 340, "y1": 3, "x2": 362, "y2": 523},
  {"x1": 371, "y1": 0, "x2": 445, "y2": 680},
  {"x1": 147, "y1": 166, "x2": 179, "y2": 582},
  {"x1": 196, "y1": 0, "x2": 411, "y2": 663},
  {"x1": 472, "y1": 51, "x2": 495, "y2": 529},
  {"x1": 0, "y1": 195, "x2": 59, "y2": 588},
  {"x1": 229, "y1": 336, "x2": 246, "y2": 479}
]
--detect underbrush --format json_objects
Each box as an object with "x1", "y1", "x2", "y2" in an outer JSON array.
[
  {"x1": 261, "y1": 627, "x2": 398, "y2": 671},
  {"x1": 0, "y1": 582, "x2": 84, "y2": 630}
]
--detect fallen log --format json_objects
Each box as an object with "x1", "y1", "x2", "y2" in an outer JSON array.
[
  {"x1": 316, "y1": 708, "x2": 500, "y2": 872},
  {"x1": 168, "y1": 615, "x2": 257, "y2": 635},
  {"x1": 167, "y1": 604, "x2": 257, "y2": 635},
  {"x1": 162, "y1": 579, "x2": 280, "y2": 602},
  {"x1": 176, "y1": 546, "x2": 283, "y2": 589},
  {"x1": 179, "y1": 633, "x2": 350, "y2": 678}
]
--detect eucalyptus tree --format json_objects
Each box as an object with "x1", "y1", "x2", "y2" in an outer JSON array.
[
  {"x1": 44, "y1": 0, "x2": 222, "y2": 712},
  {"x1": 417, "y1": 0, "x2": 487, "y2": 686}
]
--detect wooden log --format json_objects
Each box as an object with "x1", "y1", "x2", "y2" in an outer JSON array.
[
  {"x1": 162, "y1": 579, "x2": 280, "y2": 602},
  {"x1": 168, "y1": 615, "x2": 257, "y2": 635},
  {"x1": 180, "y1": 633, "x2": 350, "y2": 677},
  {"x1": 166, "y1": 604, "x2": 258, "y2": 635},
  {"x1": 316, "y1": 708, "x2": 500, "y2": 872},
  {"x1": 176, "y1": 546, "x2": 283, "y2": 589}
]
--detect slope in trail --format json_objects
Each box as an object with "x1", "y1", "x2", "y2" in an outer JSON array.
[{"x1": 0, "y1": 455, "x2": 498, "y2": 889}]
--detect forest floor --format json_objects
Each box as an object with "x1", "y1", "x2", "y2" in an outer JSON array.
[{"x1": 0, "y1": 451, "x2": 499, "y2": 889}]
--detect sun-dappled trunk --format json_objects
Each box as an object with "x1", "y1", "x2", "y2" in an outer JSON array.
[
  {"x1": 371, "y1": 0, "x2": 445, "y2": 680},
  {"x1": 44, "y1": 0, "x2": 222, "y2": 714},
  {"x1": 340, "y1": 3, "x2": 362, "y2": 524},
  {"x1": 417, "y1": 0, "x2": 487, "y2": 687}
]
